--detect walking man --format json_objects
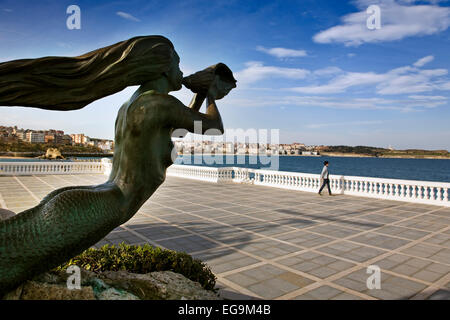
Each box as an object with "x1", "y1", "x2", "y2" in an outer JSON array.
[{"x1": 318, "y1": 161, "x2": 332, "y2": 196}]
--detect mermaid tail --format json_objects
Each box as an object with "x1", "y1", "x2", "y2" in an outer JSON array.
[{"x1": 0, "y1": 184, "x2": 125, "y2": 295}]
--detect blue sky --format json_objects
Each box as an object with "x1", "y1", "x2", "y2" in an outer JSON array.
[{"x1": 0, "y1": 0, "x2": 449, "y2": 149}]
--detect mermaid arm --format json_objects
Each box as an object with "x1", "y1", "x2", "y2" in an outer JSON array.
[
  {"x1": 188, "y1": 93, "x2": 206, "y2": 112},
  {"x1": 172, "y1": 93, "x2": 207, "y2": 139},
  {"x1": 157, "y1": 94, "x2": 224, "y2": 135}
]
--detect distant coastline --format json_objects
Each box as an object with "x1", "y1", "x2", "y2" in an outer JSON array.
[
  {"x1": 319, "y1": 152, "x2": 450, "y2": 159},
  {"x1": 2, "y1": 153, "x2": 449, "y2": 160},
  {"x1": 176, "y1": 153, "x2": 450, "y2": 160}
]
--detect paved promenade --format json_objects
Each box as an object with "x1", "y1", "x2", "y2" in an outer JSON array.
[{"x1": 1, "y1": 173, "x2": 449, "y2": 300}]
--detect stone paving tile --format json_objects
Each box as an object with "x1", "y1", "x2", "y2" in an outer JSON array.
[
  {"x1": 272, "y1": 217, "x2": 318, "y2": 229},
  {"x1": 193, "y1": 248, "x2": 261, "y2": 274},
  {"x1": 160, "y1": 213, "x2": 205, "y2": 224},
  {"x1": 225, "y1": 264, "x2": 314, "y2": 299},
  {"x1": 156, "y1": 234, "x2": 220, "y2": 254},
  {"x1": 395, "y1": 217, "x2": 448, "y2": 232},
  {"x1": 359, "y1": 213, "x2": 403, "y2": 224},
  {"x1": 214, "y1": 215, "x2": 264, "y2": 228},
  {"x1": 101, "y1": 231, "x2": 144, "y2": 245},
  {"x1": 132, "y1": 224, "x2": 192, "y2": 240},
  {"x1": 327, "y1": 219, "x2": 384, "y2": 231},
  {"x1": 237, "y1": 222, "x2": 294, "y2": 237},
  {"x1": 427, "y1": 289, "x2": 450, "y2": 300},
  {"x1": 374, "y1": 225, "x2": 430, "y2": 240},
  {"x1": 423, "y1": 233, "x2": 450, "y2": 248},
  {"x1": 139, "y1": 206, "x2": 184, "y2": 216},
  {"x1": 431, "y1": 208, "x2": 450, "y2": 218},
  {"x1": 273, "y1": 230, "x2": 335, "y2": 248},
  {"x1": 277, "y1": 251, "x2": 356, "y2": 279},
  {"x1": 398, "y1": 204, "x2": 440, "y2": 213},
  {"x1": 375, "y1": 208, "x2": 421, "y2": 219},
  {"x1": 232, "y1": 239, "x2": 300, "y2": 260},
  {"x1": 123, "y1": 217, "x2": 157, "y2": 229},
  {"x1": 202, "y1": 229, "x2": 262, "y2": 245},
  {"x1": 400, "y1": 244, "x2": 450, "y2": 264},
  {"x1": 440, "y1": 280, "x2": 450, "y2": 296},
  {"x1": 215, "y1": 280, "x2": 260, "y2": 300},
  {"x1": 336, "y1": 205, "x2": 382, "y2": 217},
  {"x1": 334, "y1": 267, "x2": 427, "y2": 300},
  {"x1": 317, "y1": 240, "x2": 387, "y2": 263},
  {"x1": 1, "y1": 174, "x2": 449, "y2": 300},
  {"x1": 220, "y1": 205, "x2": 263, "y2": 214},
  {"x1": 330, "y1": 292, "x2": 364, "y2": 300},
  {"x1": 306, "y1": 224, "x2": 363, "y2": 239},
  {"x1": 190, "y1": 208, "x2": 235, "y2": 219},
  {"x1": 293, "y1": 285, "x2": 343, "y2": 300},
  {"x1": 171, "y1": 203, "x2": 212, "y2": 212},
  {"x1": 177, "y1": 221, "x2": 234, "y2": 234},
  {"x1": 348, "y1": 232, "x2": 410, "y2": 250},
  {"x1": 372, "y1": 253, "x2": 450, "y2": 283},
  {"x1": 242, "y1": 211, "x2": 288, "y2": 221}
]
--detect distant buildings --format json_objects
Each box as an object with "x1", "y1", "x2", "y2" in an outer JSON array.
[
  {"x1": 88, "y1": 138, "x2": 114, "y2": 151},
  {"x1": 71, "y1": 133, "x2": 89, "y2": 145},
  {"x1": 1, "y1": 125, "x2": 319, "y2": 155},
  {"x1": 0, "y1": 125, "x2": 114, "y2": 151},
  {"x1": 172, "y1": 140, "x2": 320, "y2": 156},
  {"x1": 26, "y1": 131, "x2": 45, "y2": 144}
]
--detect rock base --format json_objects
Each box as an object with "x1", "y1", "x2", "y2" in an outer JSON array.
[{"x1": 3, "y1": 269, "x2": 220, "y2": 300}]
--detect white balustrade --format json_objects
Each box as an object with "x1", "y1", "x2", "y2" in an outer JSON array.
[
  {"x1": 166, "y1": 164, "x2": 234, "y2": 183},
  {"x1": 0, "y1": 161, "x2": 105, "y2": 175},
  {"x1": 1, "y1": 161, "x2": 449, "y2": 207},
  {"x1": 166, "y1": 165, "x2": 450, "y2": 207}
]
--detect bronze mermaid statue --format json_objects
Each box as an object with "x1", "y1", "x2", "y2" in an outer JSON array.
[{"x1": 0, "y1": 35, "x2": 236, "y2": 295}]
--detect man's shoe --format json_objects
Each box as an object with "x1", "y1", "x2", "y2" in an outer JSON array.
[{"x1": 318, "y1": 193, "x2": 323, "y2": 196}]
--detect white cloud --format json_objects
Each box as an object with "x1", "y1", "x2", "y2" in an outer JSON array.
[
  {"x1": 288, "y1": 57, "x2": 449, "y2": 95},
  {"x1": 313, "y1": 67, "x2": 343, "y2": 76},
  {"x1": 224, "y1": 53, "x2": 449, "y2": 113},
  {"x1": 256, "y1": 46, "x2": 307, "y2": 58},
  {"x1": 440, "y1": 81, "x2": 450, "y2": 90},
  {"x1": 235, "y1": 61, "x2": 310, "y2": 86},
  {"x1": 413, "y1": 55, "x2": 434, "y2": 67},
  {"x1": 313, "y1": 0, "x2": 450, "y2": 46},
  {"x1": 306, "y1": 120, "x2": 386, "y2": 129},
  {"x1": 116, "y1": 11, "x2": 141, "y2": 22},
  {"x1": 408, "y1": 95, "x2": 447, "y2": 100},
  {"x1": 224, "y1": 93, "x2": 447, "y2": 112},
  {"x1": 289, "y1": 72, "x2": 388, "y2": 94}
]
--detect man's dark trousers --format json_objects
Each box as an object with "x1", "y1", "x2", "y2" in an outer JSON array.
[{"x1": 319, "y1": 178, "x2": 332, "y2": 195}]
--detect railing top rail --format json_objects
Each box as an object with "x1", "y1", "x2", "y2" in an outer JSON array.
[
  {"x1": 250, "y1": 168, "x2": 321, "y2": 179},
  {"x1": 329, "y1": 174, "x2": 450, "y2": 188},
  {"x1": 0, "y1": 161, "x2": 102, "y2": 165}
]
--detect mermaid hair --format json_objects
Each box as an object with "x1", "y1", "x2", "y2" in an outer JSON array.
[{"x1": 0, "y1": 35, "x2": 177, "y2": 111}]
